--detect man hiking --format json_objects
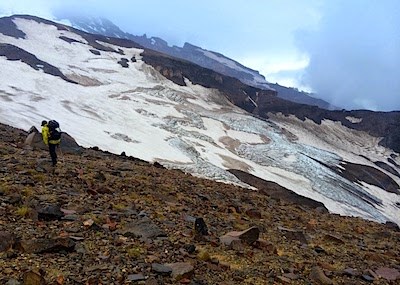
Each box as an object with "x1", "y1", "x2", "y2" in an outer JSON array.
[{"x1": 41, "y1": 120, "x2": 61, "y2": 166}]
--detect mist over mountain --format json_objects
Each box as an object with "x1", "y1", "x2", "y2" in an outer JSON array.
[
  {"x1": 296, "y1": 0, "x2": 400, "y2": 111},
  {"x1": 59, "y1": 15, "x2": 337, "y2": 110}
]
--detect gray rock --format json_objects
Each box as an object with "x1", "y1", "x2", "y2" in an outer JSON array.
[
  {"x1": 121, "y1": 217, "x2": 167, "y2": 239},
  {"x1": 6, "y1": 279, "x2": 20, "y2": 285},
  {"x1": 37, "y1": 204, "x2": 64, "y2": 221},
  {"x1": 127, "y1": 273, "x2": 145, "y2": 281},
  {"x1": 278, "y1": 226, "x2": 310, "y2": 245},
  {"x1": 152, "y1": 263, "x2": 172, "y2": 275}
]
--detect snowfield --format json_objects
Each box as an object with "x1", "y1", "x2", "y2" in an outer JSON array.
[{"x1": 1, "y1": 18, "x2": 399, "y2": 226}]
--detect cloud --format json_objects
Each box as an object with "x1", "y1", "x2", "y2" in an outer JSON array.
[
  {"x1": 0, "y1": 0, "x2": 55, "y2": 18},
  {"x1": 297, "y1": 0, "x2": 400, "y2": 111}
]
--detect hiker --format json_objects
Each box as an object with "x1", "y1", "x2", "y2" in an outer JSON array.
[{"x1": 41, "y1": 120, "x2": 61, "y2": 166}]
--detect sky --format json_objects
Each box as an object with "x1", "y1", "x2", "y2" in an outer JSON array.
[{"x1": 0, "y1": 0, "x2": 399, "y2": 111}]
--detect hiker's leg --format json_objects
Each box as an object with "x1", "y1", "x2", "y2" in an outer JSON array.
[{"x1": 49, "y1": 144, "x2": 57, "y2": 166}]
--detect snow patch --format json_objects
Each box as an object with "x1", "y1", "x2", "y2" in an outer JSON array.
[{"x1": 345, "y1": 116, "x2": 363, "y2": 123}]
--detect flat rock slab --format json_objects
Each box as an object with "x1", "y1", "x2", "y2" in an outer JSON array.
[
  {"x1": 165, "y1": 262, "x2": 194, "y2": 281},
  {"x1": 16, "y1": 238, "x2": 75, "y2": 254},
  {"x1": 127, "y1": 273, "x2": 145, "y2": 281},
  {"x1": 152, "y1": 263, "x2": 173, "y2": 275},
  {"x1": 121, "y1": 217, "x2": 167, "y2": 239},
  {"x1": 220, "y1": 226, "x2": 260, "y2": 246},
  {"x1": 375, "y1": 267, "x2": 400, "y2": 281},
  {"x1": 278, "y1": 226, "x2": 310, "y2": 245}
]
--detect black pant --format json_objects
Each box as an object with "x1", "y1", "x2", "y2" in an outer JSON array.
[{"x1": 49, "y1": 144, "x2": 58, "y2": 166}]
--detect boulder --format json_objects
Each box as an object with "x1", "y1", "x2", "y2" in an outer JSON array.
[
  {"x1": 16, "y1": 238, "x2": 75, "y2": 254},
  {"x1": 37, "y1": 204, "x2": 64, "y2": 221},
  {"x1": 375, "y1": 267, "x2": 400, "y2": 281},
  {"x1": 120, "y1": 217, "x2": 167, "y2": 239},
  {"x1": 220, "y1": 226, "x2": 260, "y2": 247},
  {"x1": 24, "y1": 125, "x2": 82, "y2": 154},
  {"x1": 166, "y1": 262, "x2": 194, "y2": 281},
  {"x1": 278, "y1": 226, "x2": 310, "y2": 245}
]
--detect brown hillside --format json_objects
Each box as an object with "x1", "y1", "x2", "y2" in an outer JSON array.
[{"x1": 0, "y1": 123, "x2": 399, "y2": 284}]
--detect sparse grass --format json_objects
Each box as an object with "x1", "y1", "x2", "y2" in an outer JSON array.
[
  {"x1": 15, "y1": 206, "x2": 30, "y2": 217},
  {"x1": 127, "y1": 246, "x2": 146, "y2": 258},
  {"x1": 112, "y1": 203, "x2": 126, "y2": 211},
  {"x1": 33, "y1": 173, "x2": 46, "y2": 183},
  {"x1": 0, "y1": 183, "x2": 11, "y2": 194},
  {"x1": 47, "y1": 268, "x2": 67, "y2": 283},
  {"x1": 21, "y1": 186, "x2": 34, "y2": 197}
]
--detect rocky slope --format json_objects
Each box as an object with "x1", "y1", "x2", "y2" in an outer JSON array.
[{"x1": 1, "y1": 123, "x2": 400, "y2": 284}]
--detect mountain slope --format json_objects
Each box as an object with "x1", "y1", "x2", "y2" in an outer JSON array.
[
  {"x1": 60, "y1": 15, "x2": 336, "y2": 109},
  {"x1": 0, "y1": 15, "x2": 399, "y2": 227},
  {"x1": 1, "y1": 123, "x2": 400, "y2": 284}
]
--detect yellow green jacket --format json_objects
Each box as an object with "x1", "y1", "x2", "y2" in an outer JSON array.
[{"x1": 41, "y1": 124, "x2": 61, "y2": 145}]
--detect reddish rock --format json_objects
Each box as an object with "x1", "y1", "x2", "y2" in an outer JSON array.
[
  {"x1": 220, "y1": 226, "x2": 260, "y2": 246},
  {"x1": 16, "y1": 238, "x2": 75, "y2": 254},
  {"x1": 166, "y1": 262, "x2": 194, "y2": 281},
  {"x1": 245, "y1": 208, "x2": 262, "y2": 219},
  {"x1": 375, "y1": 267, "x2": 400, "y2": 281}
]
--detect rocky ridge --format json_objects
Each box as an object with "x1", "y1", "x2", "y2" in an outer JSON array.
[
  {"x1": 61, "y1": 15, "x2": 335, "y2": 110},
  {"x1": 1, "y1": 123, "x2": 399, "y2": 284}
]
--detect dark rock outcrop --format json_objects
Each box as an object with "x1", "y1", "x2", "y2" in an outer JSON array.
[
  {"x1": 228, "y1": 169, "x2": 328, "y2": 210},
  {"x1": 0, "y1": 43, "x2": 76, "y2": 83},
  {"x1": 336, "y1": 161, "x2": 400, "y2": 194}
]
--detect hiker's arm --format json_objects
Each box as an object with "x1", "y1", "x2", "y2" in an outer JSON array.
[{"x1": 42, "y1": 127, "x2": 49, "y2": 145}]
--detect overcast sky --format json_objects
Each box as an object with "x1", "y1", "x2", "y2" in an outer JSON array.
[{"x1": 0, "y1": 0, "x2": 399, "y2": 111}]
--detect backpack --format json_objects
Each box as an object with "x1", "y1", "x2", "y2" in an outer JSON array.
[{"x1": 48, "y1": 120, "x2": 61, "y2": 140}]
